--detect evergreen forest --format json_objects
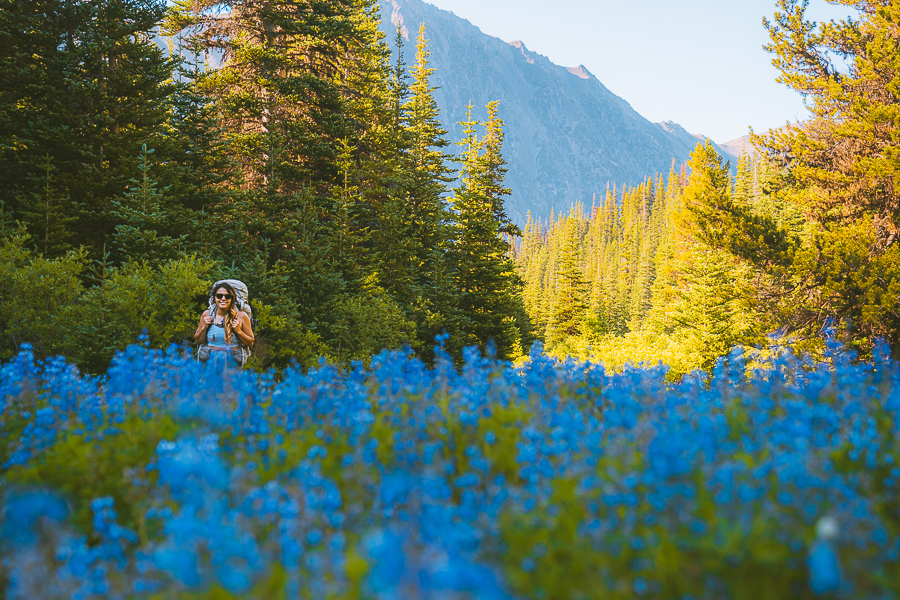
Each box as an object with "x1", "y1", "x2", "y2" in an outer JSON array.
[
  {"x1": 0, "y1": 0, "x2": 527, "y2": 372},
  {"x1": 516, "y1": 153, "x2": 781, "y2": 375}
]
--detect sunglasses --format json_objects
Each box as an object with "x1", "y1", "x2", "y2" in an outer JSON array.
[{"x1": 215, "y1": 293, "x2": 233, "y2": 300}]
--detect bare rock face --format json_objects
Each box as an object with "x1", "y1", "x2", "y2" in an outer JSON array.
[{"x1": 380, "y1": 0, "x2": 738, "y2": 224}]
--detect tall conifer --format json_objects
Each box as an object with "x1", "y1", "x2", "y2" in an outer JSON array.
[
  {"x1": 451, "y1": 105, "x2": 525, "y2": 358},
  {"x1": 111, "y1": 145, "x2": 185, "y2": 265},
  {"x1": 547, "y1": 214, "x2": 588, "y2": 351},
  {"x1": 404, "y1": 25, "x2": 455, "y2": 265},
  {"x1": 398, "y1": 25, "x2": 461, "y2": 351}
]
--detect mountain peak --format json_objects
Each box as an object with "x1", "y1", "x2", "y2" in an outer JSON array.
[
  {"x1": 509, "y1": 40, "x2": 536, "y2": 64},
  {"x1": 565, "y1": 65, "x2": 591, "y2": 80},
  {"x1": 388, "y1": 0, "x2": 410, "y2": 40},
  {"x1": 658, "y1": 120, "x2": 702, "y2": 139}
]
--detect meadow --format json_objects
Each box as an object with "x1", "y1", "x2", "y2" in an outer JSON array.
[{"x1": 1, "y1": 337, "x2": 898, "y2": 599}]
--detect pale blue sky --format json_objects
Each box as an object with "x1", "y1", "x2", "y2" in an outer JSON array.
[{"x1": 420, "y1": 0, "x2": 855, "y2": 143}]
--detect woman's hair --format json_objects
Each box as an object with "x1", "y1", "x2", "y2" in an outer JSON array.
[{"x1": 211, "y1": 282, "x2": 239, "y2": 345}]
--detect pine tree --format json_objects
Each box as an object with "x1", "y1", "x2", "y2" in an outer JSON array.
[
  {"x1": 599, "y1": 186, "x2": 623, "y2": 334},
  {"x1": 511, "y1": 148, "x2": 771, "y2": 370},
  {"x1": 644, "y1": 166, "x2": 684, "y2": 335},
  {"x1": 330, "y1": 138, "x2": 369, "y2": 287},
  {"x1": 162, "y1": 27, "x2": 235, "y2": 241},
  {"x1": 398, "y1": 25, "x2": 461, "y2": 350},
  {"x1": 338, "y1": 0, "x2": 412, "y2": 298},
  {"x1": 546, "y1": 214, "x2": 588, "y2": 351},
  {"x1": 17, "y1": 154, "x2": 78, "y2": 257},
  {"x1": 733, "y1": 153, "x2": 753, "y2": 206},
  {"x1": 657, "y1": 245, "x2": 762, "y2": 372},
  {"x1": 761, "y1": 0, "x2": 900, "y2": 236},
  {"x1": 518, "y1": 212, "x2": 547, "y2": 333},
  {"x1": 708, "y1": 1, "x2": 900, "y2": 347},
  {"x1": 478, "y1": 101, "x2": 520, "y2": 237},
  {"x1": 0, "y1": 200, "x2": 13, "y2": 240},
  {"x1": 165, "y1": 0, "x2": 358, "y2": 195},
  {"x1": 629, "y1": 224, "x2": 653, "y2": 329},
  {"x1": 450, "y1": 104, "x2": 525, "y2": 359},
  {"x1": 166, "y1": 0, "x2": 404, "y2": 355},
  {"x1": 111, "y1": 145, "x2": 185, "y2": 265},
  {"x1": 368, "y1": 27, "x2": 416, "y2": 302},
  {"x1": 404, "y1": 24, "x2": 455, "y2": 269}
]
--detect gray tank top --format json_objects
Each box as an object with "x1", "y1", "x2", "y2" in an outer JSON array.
[{"x1": 207, "y1": 312, "x2": 235, "y2": 348}]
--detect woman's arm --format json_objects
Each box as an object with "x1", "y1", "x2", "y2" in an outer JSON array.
[
  {"x1": 233, "y1": 311, "x2": 255, "y2": 347},
  {"x1": 194, "y1": 310, "x2": 212, "y2": 344}
]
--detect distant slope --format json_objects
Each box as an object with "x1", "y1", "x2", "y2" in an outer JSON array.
[
  {"x1": 379, "y1": 0, "x2": 732, "y2": 223},
  {"x1": 655, "y1": 121, "x2": 740, "y2": 166},
  {"x1": 719, "y1": 134, "x2": 758, "y2": 159}
]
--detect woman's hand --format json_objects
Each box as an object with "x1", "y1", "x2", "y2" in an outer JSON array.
[
  {"x1": 233, "y1": 312, "x2": 254, "y2": 347},
  {"x1": 194, "y1": 311, "x2": 213, "y2": 345}
]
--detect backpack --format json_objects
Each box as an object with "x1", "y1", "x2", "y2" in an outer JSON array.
[{"x1": 198, "y1": 279, "x2": 255, "y2": 367}]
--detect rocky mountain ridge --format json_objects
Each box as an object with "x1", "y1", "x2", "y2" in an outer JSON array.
[{"x1": 379, "y1": 0, "x2": 747, "y2": 223}]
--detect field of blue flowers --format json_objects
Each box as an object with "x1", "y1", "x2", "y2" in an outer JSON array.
[{"x1": 1, "y1": 336, "x2": 899, "y2": 599}]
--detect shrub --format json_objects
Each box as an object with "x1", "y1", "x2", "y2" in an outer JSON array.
[
  {"x1": 327, "y1": 285, "x2": 416, "y2": 364},
  {"x1": 0, "y1": 231, "x2": 86, "y2": 361}
]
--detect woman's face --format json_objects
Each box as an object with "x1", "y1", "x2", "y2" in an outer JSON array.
[{"x1": 214, "y1": 287, "x2": 233, "y2": 312}]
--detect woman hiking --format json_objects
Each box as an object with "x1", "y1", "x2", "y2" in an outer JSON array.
[{"x1": 194, "y1": 281, "x2": 254, "y2": 369}]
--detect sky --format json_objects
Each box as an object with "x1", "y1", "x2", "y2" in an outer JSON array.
[{"x1": 418, "y1": 0, "x2": 856, "y2": 143}]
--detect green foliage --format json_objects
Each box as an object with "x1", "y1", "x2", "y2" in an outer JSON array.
[
  {"x1": 69, "y1": 256, "x2": 214, "y2": 372},
  {"x1": 0, "y1": 228, "x2": 86, "y2": 361},
  {"x1": 673, "y1": 1, "x2": 900, "y2": 353},
  {"x1": 148, "y1": 565, "x2": 289, "y2": 600},
  {"x1": 659, "y1": 145, "x2": 766, "y2": 371},
  {"x1": 245, "y1": 301, "x2": 326, "y2": 371},
  {"x1": 685, "y1": 142, "x2": 797, "y2": 270},
  {"x1": 789, "y1": 219, "x2": 900, "y2": 350},
  {"x1": 476, "y1": 101, "x2": 520, "y2": 238},
  {"x1": 376, "y1": 24, "x2": 464, "y2": 360},
  {"x1": 499, "y1": 472, "x2": 815, "y2": 600},
  {"x1": 111, "y1": 144, "x2": 187, "y2": 265},
  {"x1": 16, "y1": 154, "x2": 79, "y2": 257},
  {"x1": 327, "y1": 278, "x2": 417, "y2": 365},
  {"x1": 436, "y1": 401, "x2": 531, "y2": 485},
  {"x1": 762, "y1": 0, "x2": 900, "y2": 229},
  {"x1": 403, "y1": 24, "x2": 456, "y2": 259},
  {"x1": 0, "y1": 0, "x2": 180, "y2": 257},
  {"x1": 0, "y1": 0, "x2": 530, "y2": 368},
  {"x1": 165, "y1": 0, "x2": 357, "y2": 193},
  {"x1": 0, "y1": 228, "x2": 213, "y2": 371},
  {"x1": 451, "y1": 104, "x2": 528, "y2": 360},
  {"x1": 546, "y1": 214, "x2": 589, "y2": 350},
  {"x1": 644, "y1": 247, "x2": 764, "y2": 374},
  {"x1": 5, "y1": 414, "x2": 182, "y2": 538}
]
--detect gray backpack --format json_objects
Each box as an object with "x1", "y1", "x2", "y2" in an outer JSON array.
[{"x1": 198, "y1": 279, "x2": 254, "y2": 367}]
